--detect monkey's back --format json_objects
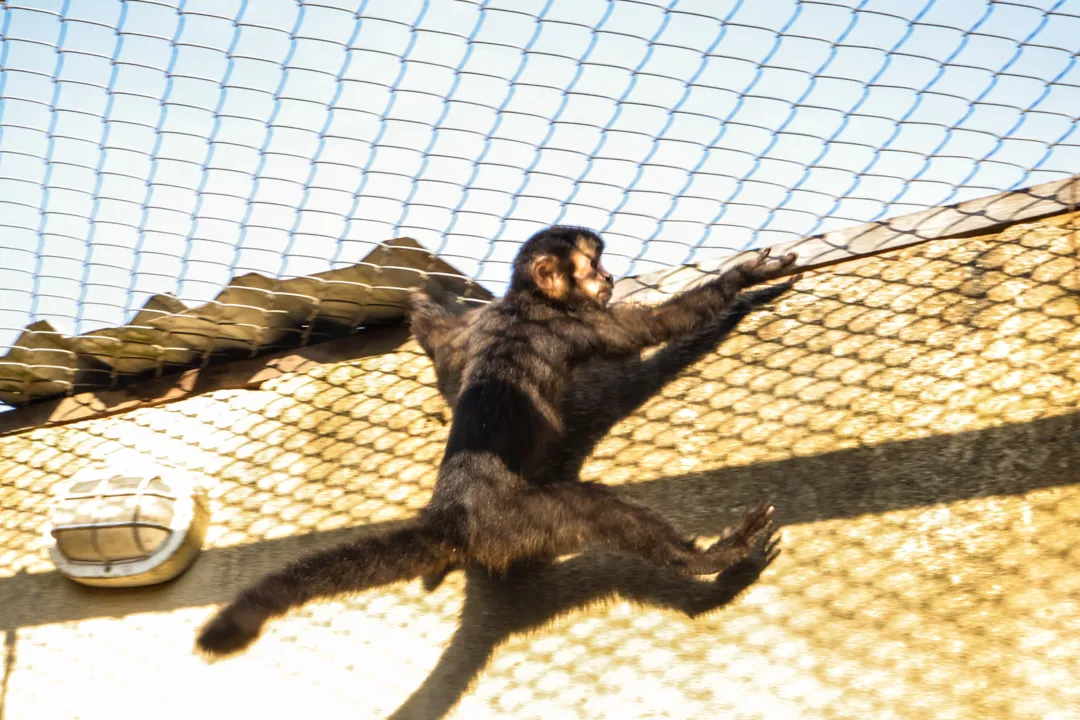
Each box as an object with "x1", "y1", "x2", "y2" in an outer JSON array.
[{"x1": 447, "y1": 299, "x2": 574, "y2": 466}]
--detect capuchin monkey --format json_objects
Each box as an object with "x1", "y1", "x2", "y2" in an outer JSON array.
[
  {"x1": 196, "y1": 225, "x2": 798, "y2": 656},
  {"x1": 407, "y1": 250, "x2": 800, "y2": 591}
]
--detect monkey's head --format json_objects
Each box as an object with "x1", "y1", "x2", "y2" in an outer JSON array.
[{"x1": 510, "y1": 226, "x2": 615, "y2": 308}]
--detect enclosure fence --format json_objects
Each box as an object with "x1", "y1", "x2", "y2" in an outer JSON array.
[{"x1": 1, "y1": 0, "x2": 1078, "y2": 407}]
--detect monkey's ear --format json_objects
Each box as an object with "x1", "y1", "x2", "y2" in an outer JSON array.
[{"x1": 531, "y1": 254, "x2": 567, "y2": 299}]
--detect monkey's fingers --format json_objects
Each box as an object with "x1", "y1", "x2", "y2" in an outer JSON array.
[
  {"x1": 739, "y1": 250, "x2": 799, "y2": 282},
  {"x1": 763, "y1": 251, "x2": 798, "y2": 274},
  {"x1": 407, "y1": 276, "x2": 448, "y2": 302},
  {"x1": 406, "y1": 286, "x2": 447, "y2": 318}
]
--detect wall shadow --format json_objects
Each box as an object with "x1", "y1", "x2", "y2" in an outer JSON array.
[
  {"x1": 1, "y1": 406, "x2": 1077, "y2": 717},
  {"x1": 2, "y1": 406, "x2": 1076, "y2": 632},
  {"x1": 387, "y1": 544, "x2": 777, "y2": 720}
]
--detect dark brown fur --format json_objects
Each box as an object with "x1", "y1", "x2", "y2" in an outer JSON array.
[
  {"x1": 196, "y1": 226, "x2": 797, "y2": 656},
  {"x1": 410, "y1": 275, "x2": 798, "y2": 488}
]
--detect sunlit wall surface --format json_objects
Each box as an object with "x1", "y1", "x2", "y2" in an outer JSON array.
[{"x1": 1, "y1": 215, "x2": 1078, "y2": 719}]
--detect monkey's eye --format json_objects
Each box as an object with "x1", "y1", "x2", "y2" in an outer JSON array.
[{"x1": 591, "y1": 258, "x2": 599, "y2": 270}]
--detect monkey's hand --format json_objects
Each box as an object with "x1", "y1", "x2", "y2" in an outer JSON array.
[
  {"x1": 407, "y1": 270, "x2": 452, "y2": 306},
  {"x1": 407, "y1": 282, "x2": 447, "y2": 318},
  {"x1": 734, "y1": 247, "x2": 799, "y2": 285}
]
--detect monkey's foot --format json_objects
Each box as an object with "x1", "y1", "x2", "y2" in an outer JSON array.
[
  {"x1": 730, "y1": 501, "x2": 775, "y2": 550},
  {"x1": 696, "y1": 502, "x2": 776, "y2": 574},
  {"x1": 737, "y1": 247, "x2": 799, "y2": 283}
]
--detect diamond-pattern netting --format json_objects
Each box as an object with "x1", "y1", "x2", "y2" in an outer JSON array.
[
  {"x1": 2, "y1": 0, "x2": 1079, "y2": 408},
  {"x1": 1, "y1": 218, "x2": 1078, "y2": 719}
]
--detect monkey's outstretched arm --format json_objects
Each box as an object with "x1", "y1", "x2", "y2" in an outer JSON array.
[{"x1": 591, "y1": 248, "x2": 798, "y2": 357}]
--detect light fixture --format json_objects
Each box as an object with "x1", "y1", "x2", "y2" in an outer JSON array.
[{"x1": 47, "y1": 464, "x2": 210, "y2": 587}]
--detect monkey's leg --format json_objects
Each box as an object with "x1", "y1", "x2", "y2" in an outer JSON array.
[{"x1": 479, "y1": 482, "x2": 775, "y2": 577}]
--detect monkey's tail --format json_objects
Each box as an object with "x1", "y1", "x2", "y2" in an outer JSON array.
[{"x1": 196, "y1": 519, "x2": 455, "y2": 657}]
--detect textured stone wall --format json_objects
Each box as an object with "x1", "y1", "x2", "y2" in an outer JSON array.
[{"x1": 2, "y1": 214, "x2": 1079, "y2": 720}]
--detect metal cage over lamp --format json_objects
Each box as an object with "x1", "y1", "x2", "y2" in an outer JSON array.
[{"x1": 47, "y1": 468, "x2": 210, "y2": 587}]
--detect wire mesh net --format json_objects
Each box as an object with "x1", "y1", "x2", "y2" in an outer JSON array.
[
  {"x1": 1, "y1": 0, "x2": 1078, "y2": 409},
  {"x1": 1, "y1": 217, "x2": 1078, "y2": 718},
  {"x1": 3, "y1": 3, "x2": 1080, "y2": 715}
]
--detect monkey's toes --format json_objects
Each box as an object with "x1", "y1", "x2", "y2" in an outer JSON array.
[
  {"x1": 734, "y1": 502, "x2": 775, "y2": 548},
  {"x1": 743, "y1": 525, "x2": 782, "y2": 566}
]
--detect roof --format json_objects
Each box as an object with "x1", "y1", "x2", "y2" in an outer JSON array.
[
  {"x1": 0, "y1": 237, "x2": 491, "y2": 408},
  {"x1": 0, "y1": 172, "x2": 1076, "y2": 435}
]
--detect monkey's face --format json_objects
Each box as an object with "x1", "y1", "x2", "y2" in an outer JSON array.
[
  {"x1": 569, "y1": 240, "x2": 615, "y2": 307},
  {"x1": 525, "y1": 231, "x2": 614, "y2": 308}
]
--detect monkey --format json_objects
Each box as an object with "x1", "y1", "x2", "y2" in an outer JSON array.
[
  {"x1": 407, "y1": 274, "x2": 799, "y2": 592},
  {"x1": 195, "y1": 226, "x2": 798, "y2": 657},
  {"x1": 408, "y1": 275, "x2": 800, "y2": 487}
]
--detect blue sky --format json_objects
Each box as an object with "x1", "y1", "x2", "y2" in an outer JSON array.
[{"x1": 1, "y1": 0, "x2": 1078, "y2": 354}]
